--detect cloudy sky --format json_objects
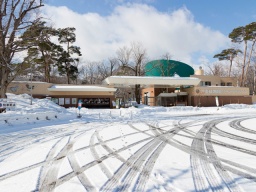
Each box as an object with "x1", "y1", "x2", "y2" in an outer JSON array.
[{"x1": 43, "y1": 0, "x2": 256, "y2": 68}]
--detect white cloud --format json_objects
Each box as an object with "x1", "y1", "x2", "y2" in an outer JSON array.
[{"x1": 43, "y1": 3, "x2": 229, "y2": 66}]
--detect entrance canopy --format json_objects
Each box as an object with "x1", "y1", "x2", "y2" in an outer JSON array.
[{"x1": 102, "y1": 76, "x2": 200, "y2": 88}]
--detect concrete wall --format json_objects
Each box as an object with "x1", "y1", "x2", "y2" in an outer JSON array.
[
  {"x1": 185, "y1": 86, "x2": 249, "y2": 97},
  {"x1": 252, "y1": 95, "x2": 256, "y2": 104},
  {"x1": 191, "y1": 75, "x2": 238, "y2": 86},
  {"x1": 191, "y1": 96, "x2": 252, "y2": 107}
]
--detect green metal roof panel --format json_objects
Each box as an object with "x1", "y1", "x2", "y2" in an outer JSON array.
[{"x1": 145, "y1": 59, "x2": 194, "y2": 77}]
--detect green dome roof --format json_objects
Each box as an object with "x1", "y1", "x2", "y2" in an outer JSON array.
[{"x1": 145, "y1": 60, "x2": 194, "y2": 77}]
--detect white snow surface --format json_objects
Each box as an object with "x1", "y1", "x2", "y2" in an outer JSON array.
[{"x1": 0, "y1": 93, "x2": 256, "y2": 191}]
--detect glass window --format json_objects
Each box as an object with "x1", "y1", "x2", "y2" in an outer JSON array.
[
  {"x1": 205, "y1": 81, "x2": 211, "y2": 86},
  {"x1": 65, "y1": 98, "x2": 70, "y2": 105},
  {"x1": 72, "y1": 98, "x2": 77, "y2": 104},
  {"x1": 59, "y1": 98, "x2": 64, "y2": 105}
]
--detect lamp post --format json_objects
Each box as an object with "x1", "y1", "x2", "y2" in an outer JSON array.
[
  {"x1": 30, "y1": 66, "x2": 33, "y2": 105},
  {"x1": 253, "y1": 66, "x2": 256, "y2": 95},
  {"x1": 144, "y1": 92, "x2": 148, "y2": 105},
  {"x1": 127, "y1": 92, "x2": 131, "y2": 107}
]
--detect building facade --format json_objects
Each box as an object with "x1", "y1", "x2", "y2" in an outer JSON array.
[
  {"x1": 7, "y1": 81, "x2": 116, "y2": 108},
  {"x1": 140, "y1": 67, "x2": 252, "y2": 107},
  {"x1": 6, "y1": 63, "x2": 255, "y2": 108},
  {"x1": 186, "y1": 67, "x2": 251, "y2": 107}
]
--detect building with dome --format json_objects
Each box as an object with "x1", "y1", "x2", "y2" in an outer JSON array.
[
  {"x1": 145, "y1": 59, "x2": 194, "y2": 77},
  {"x1": 6, "y1": 59, "x2": 255, "y2": 108},
  {"x1": 103, "y1": 60, "x2": 253, "y2": 107}
]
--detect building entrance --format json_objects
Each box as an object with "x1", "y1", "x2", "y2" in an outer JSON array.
[{"x1": 80, "y1": 98, "x2": 110, "y2": 108}]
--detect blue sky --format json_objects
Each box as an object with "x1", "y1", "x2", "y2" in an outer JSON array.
[
  {"x1": 44, "y1": 0, "x2": 256, "y2": 69},
  {"x1": 46, "y1": 0, "x2": 256, "y2": 35}
]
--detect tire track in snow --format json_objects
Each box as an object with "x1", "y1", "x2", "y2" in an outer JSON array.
[
  {"x1": 190, "y1": 120, "x2": 224, "y2": 191},
  {"x1": 0, "y1": 126, "x2": 79, "y2": 161},
  {"x1": 40, "y1": 130, "x2": 92, "y2": 192},
  {"x1": 2, "y1": 117, "x2": 256, "y2": 191},
  {"x1": 89, "y1": 131, "x2": 113, "y2": 179},
  {"x1": 204, "y1": 125, "x2": 242, "y2": 192},
  {"x1": 101, "y1": 138, "x2": 158, "y2": 191},
  {"x1": 190, "y1": 119, "x2": 242, "y2": 192},
  {"x1": 229, "y1": 118, "x2": 256, "y2": 134}
]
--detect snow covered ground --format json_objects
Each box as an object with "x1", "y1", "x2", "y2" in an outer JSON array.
[{"x1": 1, "y1": 93, "x2": 256, "y2": 192}]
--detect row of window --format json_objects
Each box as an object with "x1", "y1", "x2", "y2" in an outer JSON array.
[
  {"x1": 48, "y1": 97, "x2": 111, "y2": 106},
  {"x1": 201, "y1": 81, "x2": 232, "y2": 86},
  {"x1": 81, "y1": 98, "x2": 110, "y2": 105}
]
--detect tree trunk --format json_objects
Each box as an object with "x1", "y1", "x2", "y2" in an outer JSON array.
[
  {"x1": 67, "y1": 72, "x2": 70, "y2": 84},
  {"x1": 0, "y1": 68, "x2": 8, "y2": 98},
  {"x1": 244, "y1": 41, "x2": 255, "y2": 85},
  {"x1": 241, "y1": 41, "x2": 248, "y2": 86},
  {"x1": 135, "y1": 84, "x2": 140, "y2": 104},
  {"x1": 228, "y1": 60, "x2": 232, "y2": 77},
  {"x1": 67, "y1": 75, "x2": 70, "y2": 84}
]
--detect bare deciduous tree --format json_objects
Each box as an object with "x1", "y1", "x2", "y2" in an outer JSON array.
[
  {"x1": 206, "y1": 62, "x2": 227, "y2": 77},
  {"x1": 108, "y1": 57, "x2": 119, "y2": 76},
  {"x1": 80, "y1": 62, "x2": 98, "y2": 84},
  {"x1": 0, "y1": 0, "x2": 44, "y2": 97},
  {"x1": 97, "y1": 61, "x2": 110, "y2": 81},
  {"x1": 161, "y1": 52, "x2": 173, "y2": 60},
  {"x1": 116, "y1": 46, "x2": 131, "y2": 67},
  {"x1": 116, "y1": 42, "x2": 147, "y2": 103}
]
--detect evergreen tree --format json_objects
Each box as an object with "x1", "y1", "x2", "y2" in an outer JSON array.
[
  {"x1": 56, "y1": 28, "x2": 82, "y2": 84},
  {"x1": 21, "y1": 21, "x2": 63, "y2": 82},
  {"x1": 229, "y1": 26, "x2": 247, "y2": 86},
  {"x1": 213, "y1": 48, "x2": 242, "y2": 77},
  {"x1": 229, "y1": 22, "x2": 256, "y2": 86},
  {"x1": 244, "y1": 22, "x2": 256, "y2": 84}
]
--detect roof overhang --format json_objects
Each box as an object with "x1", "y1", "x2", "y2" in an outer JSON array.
[
  {"x1": 48, "y1": 85, "x2": 116, "y2": 92},
  {"x1": 102, "y1": 76, "x2": 200, "y2": 88},
  {"x1": 157, "y1": 92, "x2": 188, "y2": 97}
]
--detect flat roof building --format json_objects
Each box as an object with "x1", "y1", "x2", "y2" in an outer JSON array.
[
  {"x1": 6, "y1": 60, "x2": 255, "y2": 108},
  {"x1": 7, "y1": 82, "x2": 117, "y2": 108}
]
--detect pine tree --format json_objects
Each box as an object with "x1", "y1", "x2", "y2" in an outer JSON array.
[
  {"x1": 21, "y1": 21, "x2": 63, "y2": 82},
  {"x1": 213, "y1": 48, "x2": 242, "y2": 77},
  {"x1": 56, "y1": 28, "x2": 82, "y2": 84}
]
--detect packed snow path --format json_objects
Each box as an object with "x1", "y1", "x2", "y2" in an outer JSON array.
[{"x1": 0, "y1": 113, "x2": 256, "y2": 192}]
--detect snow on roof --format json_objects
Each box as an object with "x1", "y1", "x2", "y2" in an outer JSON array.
[
  {"x1": 157, "y1": 93, "x2": 177, "y2": 97},
  {"x1": 48, "y1": 85, "x2": 116, "y2": 92},
  {"x1": 102, "y1": 76, "x2": 200, "y2": 87},
  {"x1": 12, "y1": 81, "x2": 50, "y2": 84},
  {"x1": 107, "y1": 76, "x2": 198, "y2": 80}
]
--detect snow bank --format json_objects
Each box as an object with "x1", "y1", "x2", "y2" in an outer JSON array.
[
  {"x1": 6, "y1": 93, "x2": 67, "y2": 113},
  {"x1": 0, "y1": 111, "x2": 61, "y2": 126},
  {"x1": 0, "y1": 93, "x2": 71, "y2": 126},
  {"x1": 221, "y1": 103, "x2": 256, "y2": 109},
  {"x1": 2, "y1": 93, "x2": 256, "y2": 127}
]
